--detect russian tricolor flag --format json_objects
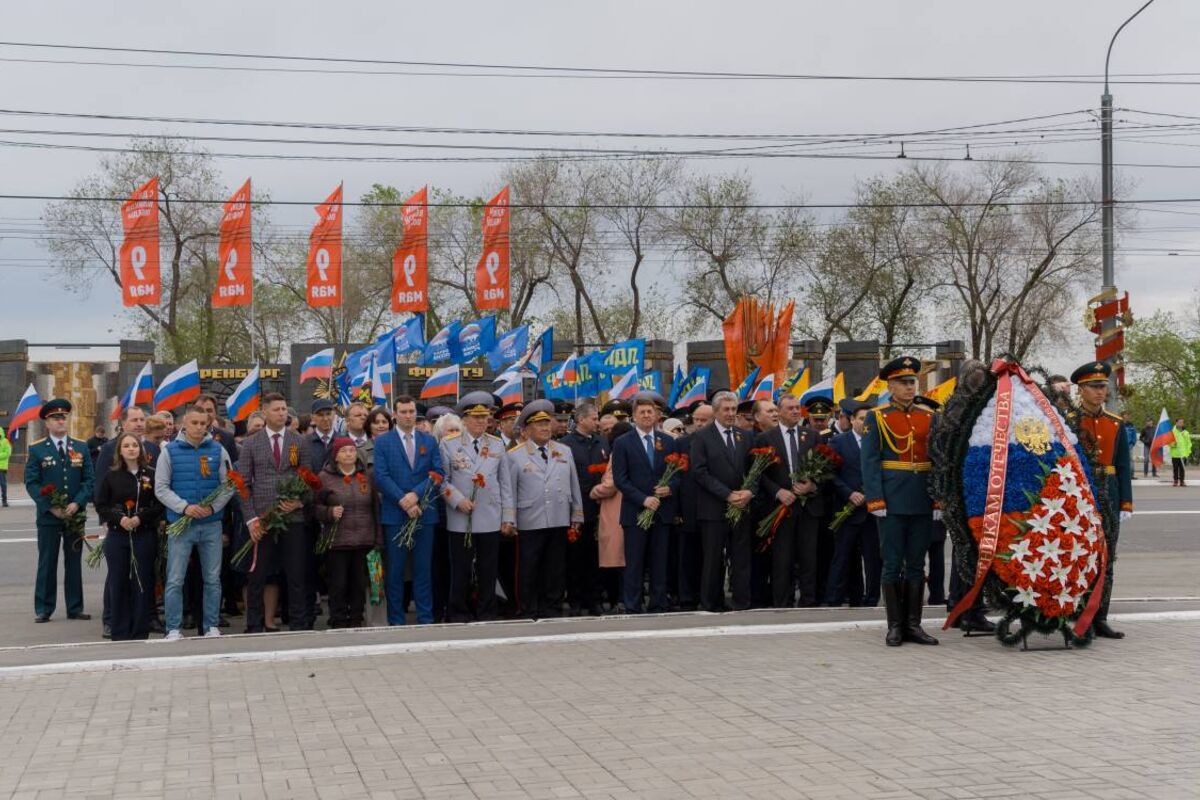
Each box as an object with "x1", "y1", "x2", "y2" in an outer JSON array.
[
  {"x1": 609, "y1": 366, "x2": 640, "y2": 401},
  {"x1": 111, "y1": 361, "x2": 154, "y2": 420},
  {"x1": 226, "y1": 365, "x2": 261, "y2": 422},
  {"x1": 8, "y1": 384, "x2": 42, "y2": 438},
  {"x1": 154, "y1": 360, "x2": 201, "y2": 412},
  {"x1": 368, "y1": 352, "x2": 389, "y2": 405},
  {"x1": 555, "y1": 353, "x2": 579, "y2": 387},
  {"x1": 300, "y1": 348, "x2": 334, "y2": 383},
  {"x1": 496, "y1": 375, "x2": 523, "y2": 405},
  {"x1": 751, "y1": 374, "x2": 775, "y2": 402},
  {"x1": 420, "y1": 364, "x2": 459, "y2": 399},
  {"x1": 675, "y1": 369, "x2": 709, "y2": 409},
  {"x1": 799, "y1": 376, "x2": 834, "y2": 407},
  {"x1": 1151, "y1": 408, "x2": 1176, "y2": 468}
]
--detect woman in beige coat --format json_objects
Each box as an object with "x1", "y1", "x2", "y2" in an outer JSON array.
[{"x1": 591, "y1": 421, "x2": 634, "y2": 570}]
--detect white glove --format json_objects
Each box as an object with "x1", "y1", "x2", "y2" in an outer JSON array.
[
  {"x1": 932, "y1": 510, "x2": 943, "y2": 522},
  {"x1": 1119, "y1": 510, "x2": 1133, "y2": 522},
  {"x1": 871, "y1": 509, "x2": 887, "y2": 518}
]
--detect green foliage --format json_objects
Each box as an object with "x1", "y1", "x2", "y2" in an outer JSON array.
[{"x1": 1123, "y1": 307, "x2": 1200, "y2": 425}]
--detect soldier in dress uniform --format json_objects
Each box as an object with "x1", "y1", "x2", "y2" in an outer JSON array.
[
  {"x1": 25, "y1": 398, "x2": 95, "y2": 623},
  {"x1": 503, "y1": 400, "x2": 584, "y2": 619},
  {"x1": 439, "y1": 392, "x2": 512, "y2": 622},
  {"x1": 861, "y1": 357, "x2": 940, "y2": 647},
  {"x1": 600, "y1": 399, "x2": 631, "y2": 424},
  {"x1": 803, "y1": 397, "x2": 835, "y2": 442},
  {"x1": 553, "y1": 400, "x2": 574, "y2": 439},
  {"x1": 1069, "y1": 361, "x2": 1133, "y2": 639},
  {"x1": 496, "y1": 402, "x2": 523, "y2": 451}
]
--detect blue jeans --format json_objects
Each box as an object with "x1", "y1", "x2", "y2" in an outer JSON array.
[
  {"x1": 165, "y1": 519, "x2": 222, "y2": 633},
  {"x1": 384, "y1": 522, "x2": 434, "y2": 625}
]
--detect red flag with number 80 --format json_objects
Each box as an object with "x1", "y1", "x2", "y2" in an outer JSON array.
[
  {"x1": 475, "y1": 186, "x2": 510, "y2": 310},
  {"x1": 119, "y1": 177, "x2": 161, "y2": 307},
  {"x1": 212, "y1": 179, "x2": 253, "y2": 308},
  {"x1": 307, "y1": 184, "x2": 343, "y2": 307},
  {"x1": 392, "y1": 186, "x2": 429, "y2": 312}
]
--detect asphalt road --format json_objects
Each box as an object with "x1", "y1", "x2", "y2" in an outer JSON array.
[{"x1": 0, "y1": 482, "x2": 1195, "y2": 652}]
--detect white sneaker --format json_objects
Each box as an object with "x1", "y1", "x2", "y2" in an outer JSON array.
[
  {"x1": 163, "y1": 630, "x2": 183, "y2": 642},
  {"x1": 203, "y1": 628, "x2": 222, "y2": 638}
]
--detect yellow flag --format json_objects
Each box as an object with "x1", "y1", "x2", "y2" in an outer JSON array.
[
  {"x1": 787, "y1": 366, "x2": 810, "y2": 398},
  {"x1": 832, "y1": 372, "x2": 845, "y2": 404},
  {"x1": 855, "y1": 376, "x2": 886, "y2": 401},
  {"x1": 927, "y1": 377, "x2": 957, "y2": 405}
]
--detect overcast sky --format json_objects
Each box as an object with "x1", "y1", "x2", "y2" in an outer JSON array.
[{"x1": 2, "y1": 0, "x2": 1198, "y2": 373}]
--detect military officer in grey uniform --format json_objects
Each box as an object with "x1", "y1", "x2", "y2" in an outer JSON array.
[
  {"x1": 503, "y1": 399, "x2": 584, "y2": 619},
  {"x1": 440, "y1": 392, "x2": 512, "y2": 622}
]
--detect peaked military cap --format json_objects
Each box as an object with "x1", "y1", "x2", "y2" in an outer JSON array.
[
  {"x1": 879, "y1": 355, "x2": 921, "y2": 381},
  {"x1": 599, "y1": 399, "x2": 631, "y2": 419},
  {"x1": 803, "y1": 396, "x2": 834, "y2": 416},
  {"x1": 426, "y1": 405, "x2": 454, "y2": 422},
  {"x1": 40, "y1": 398, "x2": 72, "y2": 419},
  {"x1": 838, "y1": 398, "x2": 869, "y2": 416},
  {"x1": 518, "y1": 399, "x2": 556, "y2": 427},
  {"x1": 456, "y1": 391, "x2": 496, "y2": 417},
  {"x1": 497, "y1": 401, "x2": 524, "y2": 420},
  {"x1": 553, "y1": 399, "x2": 575, "y2": 418},
  {"x1": 1071, "y1": 361, "x2": 1112, "y2": 385}
]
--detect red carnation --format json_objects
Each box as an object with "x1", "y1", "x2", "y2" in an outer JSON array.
[{"x1": 40, "y1": 484, "x2": 56, "y2": 497}]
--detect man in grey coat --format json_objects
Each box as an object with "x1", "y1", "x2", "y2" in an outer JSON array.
[
  {"x1": 503, "y1": 400, "x2": 584, "y2": 619},
  {"x1": 441, "y1": 392, "x2": 512, "y2": 622}
]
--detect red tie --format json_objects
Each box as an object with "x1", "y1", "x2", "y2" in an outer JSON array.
[{"x1": 272, "y1": 433, "x2": 282, "y2": 468}]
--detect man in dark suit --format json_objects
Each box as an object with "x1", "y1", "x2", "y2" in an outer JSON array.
[
  {"x1": 611, "y1": 392, "x2": 682, "y2": 613},
  {"x1": 303, "y1": 398, "x2": 337, "y2": 623},
  {"x1": 672, "y1": 402, "x2": 710, "y2": 611},
  {"x1": 374, "y1": 394, "x2": 443, "y2": 625},
  {"x1": 238, "y1": 392, "x2": 313, "y2": 633},
  {"x1": 560, "y1": 401, "x2": 608, "y2": 616},
  {"x1": 826, "y1": 400, "x2": 882, "y2": 607},
  {"x1": 757, "y1": 393, "x2": 824, "y2": 607},
  {"x1": 690, "y1": 390, "x2": 753, "y2": 612}
]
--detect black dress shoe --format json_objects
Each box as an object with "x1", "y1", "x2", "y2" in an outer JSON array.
[
  {"x1": 68, "y1": 613, "x2": 92, "y2": 620},
  {"x1": 102, "y1": 625, "x2": 112, "y2": 640},
  {"x1": 218, "y1": 616, "x2": 230, "y2": 628},
  {"x1": 34, "y1": 615, "x2": 50, "y2": 623},
  {"x1": 960, "y1": 610, "x2": 997, "y2": 634},
  {"x1": 1093, "y1": 620, "x2": 1125, "y2": 639}
]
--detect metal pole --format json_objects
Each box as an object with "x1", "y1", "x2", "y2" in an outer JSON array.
[{"x1": 1100, "y1": 0, "x2": 1156, "y2": 397}]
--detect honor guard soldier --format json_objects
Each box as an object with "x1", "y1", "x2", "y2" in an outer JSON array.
[
  {"x1": 503, "y1": 400, "x2": 584, "y2": 618},
  {"x1": 25, "y1": 398, "x2": 95, "y2": 623},
  {"x1": 496, "y1": 402, "x2": 523, "y2": 451},
  {"x1": 440, "y1": 392, "x2": 511, "y2": 622},
  {"x1": 1070, "y1": 361, "x2": 1133, "y2": 639},
  {"x1": 861, "y1": 357, "x2": 940, "y2": 647}
]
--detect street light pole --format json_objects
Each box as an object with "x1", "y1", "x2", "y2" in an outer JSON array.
[{"x1": 1100, "y1": 0, "x2": 1156, "y2": 395}]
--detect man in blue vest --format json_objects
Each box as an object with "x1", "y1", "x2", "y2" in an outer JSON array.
[
  {"x1": 155, "y1": 405, "x2": 234, "y2": 640},
  {"x1": 25, "y1": 398, "x2": 95, "y2": 623}
]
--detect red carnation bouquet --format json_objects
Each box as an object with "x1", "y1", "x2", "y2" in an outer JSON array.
[
  {"x1": 395, "y1": 471, "x2": 444, "y2": 549},
  {"x1": 756, "y1": 443, "x2": 842, "y2": 548},
  {"x1": 233, "y1": 468, "x2": 319, "y2": 567},
  {"x1": 636, "y1": 452, "x2": 689, "y2": 530},
  {"x1": 464, "y1": 472, "x2": 486, "y2": 548},
  {"x1": 40, "y1": 483, "x2": 87, "y2": 538},
  {"x1": 166, "y1": 471, "x2": 249, "y2": 539},
  {"x1": 727, "y1": 447, "x2": 778, "y2": 525}
]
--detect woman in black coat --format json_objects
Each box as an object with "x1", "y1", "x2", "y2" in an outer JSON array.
[{"x1": 94, "y1": 433, "x2": 163, "y2": 640}]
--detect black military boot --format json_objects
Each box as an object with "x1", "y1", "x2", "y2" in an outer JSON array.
[
  {"x1": 882, "y1": 582, "x2": 904, "y2": 647},
  {"x1": 903, "y1": 579, "x2": 938, "y2": 645},
  {"x1": 960, "y1": 607, "x2": 996, "y2": 634},
  {"x1": 1093, "y1": 619, "x2": 1125, "y2": 639}
]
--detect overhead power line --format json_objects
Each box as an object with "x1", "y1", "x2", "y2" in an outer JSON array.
[{"x1": 2, "y1": 41, "x2": 1200, "y2": 85}]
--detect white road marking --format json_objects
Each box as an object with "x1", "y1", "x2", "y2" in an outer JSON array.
[{"x1": 1, "y1": 609, "x2": 1198, "y2": 677}]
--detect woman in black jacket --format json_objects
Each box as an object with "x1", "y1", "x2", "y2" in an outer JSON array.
[{"x1": 94, "y1": 433, "x2": 164, "y2": 640}]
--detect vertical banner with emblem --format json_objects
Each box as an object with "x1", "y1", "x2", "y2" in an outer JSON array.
[
  {"x1": 392, "y1": 186, "x2": 429, "y2": 312},
  {"x1": 306, "y1": 184, "x2": 343, "y2": 307},
  {"x1": 212, "y1": 179, "x2": 253, "y2": 307},
  {"x1": 119, "y1": 177, "x2": 161, "y2": 306},
  {"x1": 475, "y1": 185, "x2": 510, "y2": 310}
]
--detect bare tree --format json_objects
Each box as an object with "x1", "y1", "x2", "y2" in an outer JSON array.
[
  {"x1": 42, "y1": 138, "x2": 224, "y2": 360},
  {"x1": 596, "y1": 157, "x2": 681, "y2": 337}
]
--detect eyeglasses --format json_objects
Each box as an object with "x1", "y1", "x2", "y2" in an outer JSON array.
[{"x1": 46, "y1": 413, "x2": 68, "y2": 420}]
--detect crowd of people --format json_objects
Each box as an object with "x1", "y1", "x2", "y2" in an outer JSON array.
[{"x1": 21, "y1": 355, "x2": 1141, "y2": 645}]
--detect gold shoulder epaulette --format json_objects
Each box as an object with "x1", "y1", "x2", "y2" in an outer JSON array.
[
  {"x1": 1103, "y1": 410, "x2": 1123, "y2": 421},
  {"x1": 30, "y1": 437, "x2": 47, "y2": 445}
]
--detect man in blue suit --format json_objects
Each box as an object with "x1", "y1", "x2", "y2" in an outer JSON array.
[
  {"x1": 374, "y1": 394, "x2": 443, "y2": 625},
  {"x1": 611, "y1": 392, "x2": 682, "y2": 613},
  {"x1": 826, "y1": 400, "x2": 882, "y2": 607}
]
